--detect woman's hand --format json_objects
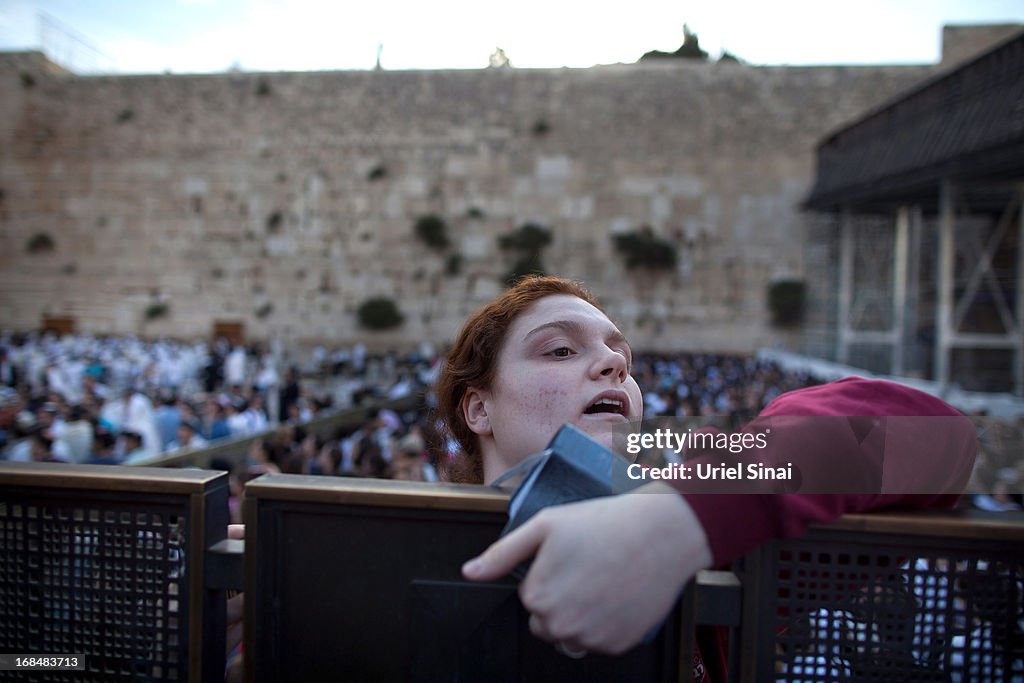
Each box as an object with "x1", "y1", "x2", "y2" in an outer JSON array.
[{"x1": 462, "y1": 482, "x2": 712, "y2": 655}]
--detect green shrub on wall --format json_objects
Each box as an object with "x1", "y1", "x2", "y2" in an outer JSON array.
[
  {"x1": 498, "y1": 223, "x2": 552, "y2": 252},
  {"x1": 505, "y1": 253, "x2": 545, "y2": 286},
  {"x1": 767, "y1": 280, "x2": 805, "y2": 326},
  {"x1": 144, "y1": 302, "x2": 169, "y2": 320},
  {"x1": 414, "y1": 214, "x2": 450, "y2": 250},
  {"x1": 498, "y1": 223, "x2": 552, "y2": 286},
  {"x1": 357, "y1": 297, "x2": 404, "y2": 330},
  {"x1": 531, "y1": 119, "x2": 551, "y2": 136},
  {"x1": 445, "y1": 252, "x2": 463, "y2": 277},
  {"x1": 26, "y1": 233, "x2": 55, "y2": 253},
  {"x1": 613, "y1": 230, "x2": 677, "y2": 270}
]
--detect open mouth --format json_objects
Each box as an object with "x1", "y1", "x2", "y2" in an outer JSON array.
[{"x1": 584, "y1": 396, "x2": 627, "y2": 417}]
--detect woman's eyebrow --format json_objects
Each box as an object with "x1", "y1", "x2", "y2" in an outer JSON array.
[
  {"x1": 523, "y1": 320, "x2": 632, "y2": 350},
  {"x1": 607, "y1": 329, "x2": 630, "y2": 350},
  {"x1": 523, "y1": 320, "x2": 586, "y2": 341}
]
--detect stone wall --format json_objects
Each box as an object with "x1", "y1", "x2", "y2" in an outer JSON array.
[{"x1": 0, "y1": 51, "x2": 936, "y2": 351}]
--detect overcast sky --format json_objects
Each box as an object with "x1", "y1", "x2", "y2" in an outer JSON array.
[{"x1": 0, "y1": 0, "x2": 1022, "y2": 74}]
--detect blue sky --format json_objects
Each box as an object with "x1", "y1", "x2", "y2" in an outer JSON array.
[{"x1": 0, "y1": 0, "x2": 1022, "y2": 73}]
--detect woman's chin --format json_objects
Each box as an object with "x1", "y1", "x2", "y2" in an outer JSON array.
[{"x1": 572, "y1": 420, "x2": 620, "y2": 452}]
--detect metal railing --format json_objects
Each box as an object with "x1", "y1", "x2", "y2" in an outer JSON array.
[
  {"x1": 136, "y1": 396, "x2": 421, "y2": 470},
  {"x1": 2, "y1": 465, "x2": 1021, "y2": 682}
]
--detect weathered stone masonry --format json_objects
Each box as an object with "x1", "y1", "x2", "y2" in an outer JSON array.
[{"x1": 0, "y1": 50, "x2": 938, "y2": 351}]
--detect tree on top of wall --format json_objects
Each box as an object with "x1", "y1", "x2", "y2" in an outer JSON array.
[{"x1": 639, "y1": 25, "x2": 709, "y2": 62}]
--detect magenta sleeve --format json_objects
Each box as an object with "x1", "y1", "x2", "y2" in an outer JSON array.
[{"x1": 674, "y1": 377, "x2": 977, "y2": 566}]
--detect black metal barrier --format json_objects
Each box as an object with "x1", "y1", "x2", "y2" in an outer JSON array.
[
  {"x1": 242, "y1": 476, "x2": 684, "y2": 682},
  {"x1": 2, "y1": 465, "x2": 1022, "y2": 682},
  {"x1": 0, "y1": 462, "x2": 229, "y2": 682},
  {"x1": 739, "y1": 511, "x2": 1024, "y2": 682}
]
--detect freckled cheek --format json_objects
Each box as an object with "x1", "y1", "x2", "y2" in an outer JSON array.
[{"x1": 510, "y1": 383, "x2": 572, "y2": 419}]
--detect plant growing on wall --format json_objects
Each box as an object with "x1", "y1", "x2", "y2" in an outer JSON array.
[
  {"x1": 767, "y1": 279, "x2": 805, "y2": 327},
  {"x1": 499, "y1": 222, "x2": 553, "y2": 285},
  {"x1": 367, "y1": 164, "x2": 388, "y2": 181},
  {"x1": 445, "y1": 252, "x2": 463, "y2": 277},
  {"x1": 499, "y1": 222, "x2": 552, "y2": 252},
  {"x1": 357, "y1": 297, "x2": 404, "y2": 330},
  {"x1": 505, "y1": 253, "x2": 545, "y2": 285},
  {"x1": 613, "y1": 229, "x2": 677, "y2": 270},
  {"x1": 414, "y1": 214, "x2": 450, "y2": 250},
  {"x1": 26, "y1": 233, "x2": 55, "y2": 253},
  {"x1": 266, "y1": 211, "x2": 283, "y2": 233},
  {"x1": 144, "y1": 302, "x2": 169, "y2": 320}
]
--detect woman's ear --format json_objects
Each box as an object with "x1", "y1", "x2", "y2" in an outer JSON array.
[{"x1": 462, "y1": 388, "x2": 492, "y2": 436}]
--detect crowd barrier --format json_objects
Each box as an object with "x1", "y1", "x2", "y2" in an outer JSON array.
[
  {"x1": 0, "y1": 462, "x2": 228, "y2": 682},
  {"x1": 137, "y1": 395, "x2": 421, "y2": 470},
  {"x1": 1, "y1": 463, "x2": 1022, "y2": 682}
]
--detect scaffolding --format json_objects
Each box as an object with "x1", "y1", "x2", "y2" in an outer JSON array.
[{"x1": 804, "y1": 30, "x2": 1024, "y2": 396}]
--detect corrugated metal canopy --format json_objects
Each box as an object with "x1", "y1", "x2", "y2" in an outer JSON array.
[{"x1": 805, "y1": 29, "x2": 1024, "y2": 213}]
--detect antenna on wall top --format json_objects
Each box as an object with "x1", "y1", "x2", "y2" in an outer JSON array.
[{"x1": 38, "y1": 11, "x2": 117, "y2": 74}]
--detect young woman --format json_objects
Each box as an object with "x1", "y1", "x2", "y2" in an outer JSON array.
[{"x1": 436, "y1": 276, "x2": 976, "y2": 674}]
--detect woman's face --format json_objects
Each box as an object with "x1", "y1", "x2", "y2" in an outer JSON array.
[{"x1": 468, "y1": 294, "x2": 643, "y2": 480}]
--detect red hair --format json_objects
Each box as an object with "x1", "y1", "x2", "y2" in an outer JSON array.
[{"x1": 436, "y1": 276, "x2": 602, "y2": 483}]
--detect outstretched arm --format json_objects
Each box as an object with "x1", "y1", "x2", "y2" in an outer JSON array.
[
  {"x1": 463, "y1": 378, "x2": 977, "y2": 654},
  {"x1": 681, "y1": 377, "x2": 978, "y2": 566}
]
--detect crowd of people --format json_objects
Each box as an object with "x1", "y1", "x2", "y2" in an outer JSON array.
[
  {"x1": 0, "y1": 332, "x2": 439, "y2": 469},
  {"x1": 632, "y1": 352, "x2": 820, "y2": 425},
  {"x1": 2, "y1": 330, "x2": 1020, "y2": 513}
]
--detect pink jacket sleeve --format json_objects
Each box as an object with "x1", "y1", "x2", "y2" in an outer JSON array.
[{"x1": 677, "y1": 377, "x2": 978, "y2": 566}]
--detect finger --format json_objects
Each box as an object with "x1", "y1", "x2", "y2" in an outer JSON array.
[
  {"x1": 462, "y1": 517, "x2": 547, "y2": 582},
  {"x1": 228, "y1": 524, "x2": 245, "y2": 540},
  {"x1": 529, "y1": 613, "x2": 553, "y2": 642}
]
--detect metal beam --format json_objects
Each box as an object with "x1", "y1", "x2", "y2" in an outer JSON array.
[
  {"x1": 947, "y1": 333, "x2": 1020, "y2": 349},
  {"x1": 838, "y1": 209, "x2": 854, "y2": 364},
  {"x1": 935, "y1": 181, "x2": 955, "y2": 393},
  {"x1": 1017, "y1": 184, "x2": 1024, "y2": 396},
  {"x1": 845, "y1": 330, "x2": 901, "y2": 345},
  {"x1": 906, "y1": 205, "x2": 923, "y2": 376},
  {"x1": 892, "y1": 207, "x2": 909, "y2": 375}
]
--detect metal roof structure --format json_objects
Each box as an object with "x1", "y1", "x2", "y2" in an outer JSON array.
[{"x1": 805, "y1": 29, "x2": 1024, "y2": 213}]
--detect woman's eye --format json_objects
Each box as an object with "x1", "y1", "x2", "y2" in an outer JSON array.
[{"x1": 549, "y1": 347, "x2": 573, "y2": 358}]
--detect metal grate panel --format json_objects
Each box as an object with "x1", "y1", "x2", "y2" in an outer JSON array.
[
  {"x1": 0, "y1": 463, "x2": 228, "y2": 683},
  {"x1": 0, "y1": 495, "x2": 189, "y2": 682},
  {"x1": 769, "y1": 539, "x2": 1023, "y2": 683}
]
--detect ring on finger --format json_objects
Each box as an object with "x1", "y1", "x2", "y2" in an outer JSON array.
[{"x1": 555, "y1": 642, "x2": 588, "y2": 659}]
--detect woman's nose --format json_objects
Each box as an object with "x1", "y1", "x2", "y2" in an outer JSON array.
[{"x1": 593, "y1": 347, "x2": 628, "y2": 382}]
